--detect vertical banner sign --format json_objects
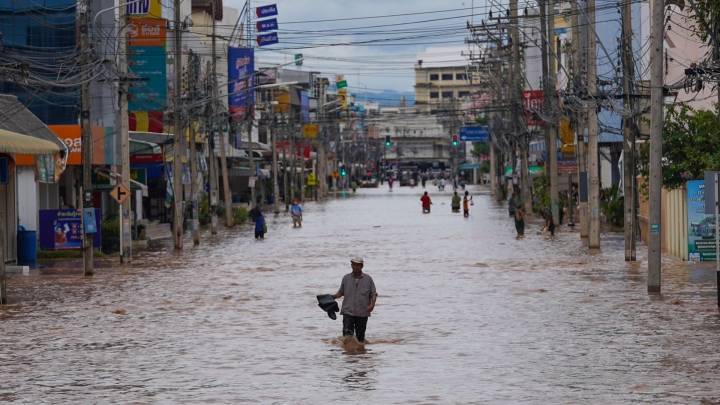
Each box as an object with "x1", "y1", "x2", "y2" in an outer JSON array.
[
  {"x1": 522, "y1": 90, "x2": 544, "y2": 126},
  {"x1": 687, "y1": 179, "x2": 716, "y2": 261},
  {"x1": 128, "y1": 17, "x2": 167, "y2": 112},
  {"x1": 300, "y1": 90, "x2": 310, "y2": 123},
  {"x1": 228, "y1": 47, "x2": 255, "y2": 121},
  {"x1": 256, "y1": 4, "x2": 278, "y2": 18}
]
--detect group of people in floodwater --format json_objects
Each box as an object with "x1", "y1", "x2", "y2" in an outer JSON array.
[{"x1": 420, "y1": 190, "x2": 472, "y2": 217}]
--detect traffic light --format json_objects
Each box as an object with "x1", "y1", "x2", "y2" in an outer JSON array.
[
  {"x1": 452, "y1": 134, "x2": 460, "y2": 147},
  {"x1": 340, "y1": 166, "x2": 347, "y2": 177},
  {"x1": 385, "y1": 135, "x2": 392, "y2": 148}
]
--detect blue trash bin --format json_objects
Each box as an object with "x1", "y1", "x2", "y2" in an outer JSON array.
[{"x1": 17, "y1": 228, "x2": 37, "y2": 268}]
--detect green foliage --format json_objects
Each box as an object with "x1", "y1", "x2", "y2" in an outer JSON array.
[
  {"x1": 600, "y1": 186, "x2": 624, "y2": 226},
  {"x1": 199, "y1": 195, "x2": 211, "y2": 225},
  {"x1": 472, "y1": 142, "x2": 490, "y2": 158},
  {"x1": 479, "y1": 161, "x2": 490, "y2": 174},
  {"x1": 690, "y1": 0, "x2": 720, "y2": 43},
  {"x1": 233, "y1": 207, "x2": 249, "y2": 225},
  {"x1": 475, "y1": 115, "x2": 489, "y2": 125},
  {"x1": 101, "y1": 216, "x2": 120, "y2": 253},
  {"x1": 640, "y1": 106, "x2": 720, "y2": 189},
  {"x1": 532, "y1": 174, "x2": 550, "y2": 213}
]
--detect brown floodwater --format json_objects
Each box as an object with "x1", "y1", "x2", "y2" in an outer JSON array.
[{"x1": 1, "y1": 186, "x2": 719, "y2": 403}]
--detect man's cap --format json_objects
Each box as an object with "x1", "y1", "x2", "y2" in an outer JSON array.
[{"x1": 350, "y1": 257, "x2": 364, "y2": 264}]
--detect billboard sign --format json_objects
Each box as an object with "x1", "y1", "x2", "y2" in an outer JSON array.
[
  {"x1": 228, "y1": 47, "x2": 255, "y2": 120},
  {"x1": 459, "y1": 126, "x2": 489, "y2": 142},
  {"x1": 127, "y1": 0, "x2": 161, "y2": 17},
  {"x1": 39, "y1": 209, "x2": 101, "y2": 250},
  {"x1": 256, "y1": 18, "x2": 278, "y2": 32},
  {"x1": 128, "y1": 46, "x2": 167, "y2": 111},
  {"x1": 128, "y1": 17, "x2": 166, "y2": 47},
  {"x1": 256, "y1": 32, "x2": 279, "y2": 46},
  {"x1": 256, "y1": 4, "x2": 278, "y2": 18},
  {"x1": 688, "y1": 179, "x2": 716, "y2": 261}
]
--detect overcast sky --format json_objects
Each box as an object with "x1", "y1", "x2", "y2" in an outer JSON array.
[{"x1": 224, "y1": 0, "x2": 489, "y2": 95}]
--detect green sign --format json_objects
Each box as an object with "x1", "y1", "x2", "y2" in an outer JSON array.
[
  {"x1": 294, "y1": 53, "x2": 303, "y2": 66},
  {"x1": 336, "y1": 80, "x2": 347, "y2": 89}
]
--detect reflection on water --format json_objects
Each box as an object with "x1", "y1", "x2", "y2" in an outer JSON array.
[{"x1": 1, "y1": 186, "x2": 720, "y2": 403}]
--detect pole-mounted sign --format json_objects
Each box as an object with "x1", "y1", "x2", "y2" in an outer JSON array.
[
  {"x1": 256, "y1": 4, "x2": 278, "y2": 18},
  {"x1": 256, "y1": 18, "x2": 278, "y2": 32}
]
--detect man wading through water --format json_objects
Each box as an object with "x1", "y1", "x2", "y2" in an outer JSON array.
[{"x1": 333, "y1": 257, "x2": 378, "y2": 343}]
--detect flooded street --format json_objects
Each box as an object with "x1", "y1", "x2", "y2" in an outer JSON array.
[{"x1": 2, "y1": 186, "x2": 720, "y2": 403}]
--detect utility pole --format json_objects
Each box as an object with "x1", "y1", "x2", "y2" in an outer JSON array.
[
  {"x1": 190, "y1": 120, "x2": 200, "y2": 245},
  {"x1": 271, "y1": 105, "x2": 280, "y2": 214},
  {"x1": 586, "y1": 0, "x2": 601, "y2": 249},
  {"x1": 621, "y1": 0, "x2": 636, "y2": 261},
  {"x1": 510, "y1": 0, "x2": 531, "y2": 213},
  {"x1": 172, "y1": 0, "x2": 184, "y2": 250},
  {"x1": 118, "y1": 0, "x2": 132, "y2": 263},
  {"x1": 213, "y1": 3, "x2": 234, "y2": 227},
  {"x1": 208, "y1": 126, "x2": 219, "y2": 234},
  {"x1": 547, "y1": 0, "x2": 559, "y2": 225},
  {"x1": 79, "y1": 0, "x2": 94, "y2": 275},
  {"x1": 572, "y1": 0, "x2": 589, "y2": 240},
  {"x1": 648, "y1": 0, "x2": 664, "y2": 292}
]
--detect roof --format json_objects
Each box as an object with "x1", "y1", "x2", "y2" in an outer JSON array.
[
  {"x1": 0, "y1": 94, "x2": 64, "y2": 149},
  {"x1": 0, "y1": 128, "x2": 61, "y2": 154},
  {"x1": 129, "y1": 131, "x2": 174, "y2": 145}
]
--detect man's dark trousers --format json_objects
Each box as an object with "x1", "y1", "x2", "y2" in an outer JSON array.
[{"x1": 343, "y1": 315, "x2": 368, "y2": 342}]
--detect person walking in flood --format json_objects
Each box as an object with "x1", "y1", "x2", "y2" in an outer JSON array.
[
  {"x1": 333, "y1": 257, "x2": 377, "y2": 343},
  {"x1": 290, "y1": 198, "x2": 303, "y2": 228},
  {"x1": 514, "y1": 206, "x2": 525, "y2": 240},
  {"x1": 451, "y1": 191, "x2": 461, "y2": 213},
  {"x1": 249, "y1": 203, "x2": 266, "y2": 240},
  {"x1": 420, "y1": 191, "x2": 432, "y2": 213},
  {"x1": 463, "y1": 191, "x2": 472, "y2": 217}
]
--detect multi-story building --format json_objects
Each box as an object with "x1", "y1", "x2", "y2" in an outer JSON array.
[{"x1": 414, "y1": 46, "x2": 475, "y2": 112}]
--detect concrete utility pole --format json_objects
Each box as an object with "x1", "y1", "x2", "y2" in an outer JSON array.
[
  {"x1": 586, "y1": 0, "x2": 601, "y2": 249},
  {"x1": 510, "y1": 0, "x2": 531, "y2": 213},
  {"x1": 172, "y1": 0, "x2": 184, "y2": 250},
  {"x1": 547, "y1": 0, "x2": 559, "y2": 225},
  {"x1": 572, "y1": 0, "x2": 589, "y2": 240},
  {"x1": 79, "y1": 0, "x2": 94, "y2": 275},
  {"x1": 271, "y1": 107, "x2": 280, "y2": 214},
  {"x1": 208, "y1": 120, "x2": 219, "y2": 235},
  {"x1": 621, "y1": 0, "x2": 636, "y2": 261},
  {"x1": 118, "y1": 0, "x2": 132, "y2": 263},
  {"x1": 648, "y1": 0, "x2": 665, "y2": 292},
  {"x1": 189, "y1": 123, "x2": 200, "y2": 245},
  {"x1": 213, "y1": 3, "x2": 234, "y2": 227}
]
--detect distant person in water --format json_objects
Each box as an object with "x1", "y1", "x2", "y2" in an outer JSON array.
[
  {"x1": 451, "y1": 191, "x2": 461, "y2": 213},
  {"x1": 249, "y1": 203, "x2": 266, "y2": 240},
  {"x1": 514, "y1": 206, "x2": 525, "y2": 240},
  {"x1": 421, "y1": 191, "x2": 432, "y2": 213},
  {"x1": 333, "y1": 257, "x2": 377, "y2": 343},
  {"x1": 290, "y1": 198, "x2": 303, "y2": 228},
  {"x1": 463, "y1": 191, "x2": 472, "y2": 217}
]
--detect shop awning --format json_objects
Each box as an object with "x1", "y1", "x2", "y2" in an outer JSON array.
[{"x1": 0, "y1": 128, "x2": 62, "y2": 155}]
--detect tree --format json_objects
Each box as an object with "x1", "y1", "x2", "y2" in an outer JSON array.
[{"x1": 641, "y1": 105, "x2": 720, "y2": 188}]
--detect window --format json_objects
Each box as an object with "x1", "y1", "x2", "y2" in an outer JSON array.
[
  {"x1": 458, "y1": 91, "x2": 470, "y2": 98},
  {"x1": 442, "y1": 91, "x2": 454, "y2": 99},
  {"x1": 429, "y1": 74, "x2": 439, "y2": 81},
  {"x1": 456, "y1": 73, "x2": 467, "y2": 81},
  {"x1": 441, "y1": 73, "x2": 453, "y2": 80},
  {"x1": 430, "y1": 92, "x2": 439, "y2": 99}
]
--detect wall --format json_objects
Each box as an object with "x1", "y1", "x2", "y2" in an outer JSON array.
[
  {"x1": 16, "y1": 167, "x2": 38, "y2": 231},
  {"x1": 638, "y1": 178, "x2": 689, "y2": 260}
]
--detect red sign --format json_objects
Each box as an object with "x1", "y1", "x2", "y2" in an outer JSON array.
[
  {"x1": 274, "y1": 141, "x2": 311, "y2": 158},
  {"x1": 128, "y1": 17, "x2": 166, "y2": 47},
  {"x1": 558, "y1": 160, "x2": 578, "y2": 174},
  {"x1": 522, "y1": 90, "x2": 544, "y2": 126},
  {"x1": 131, "y1": 154, "x2": 163, "y2": 164}
]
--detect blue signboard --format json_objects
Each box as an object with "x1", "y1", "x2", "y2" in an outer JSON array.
[
  {"x1": 39, "y1": 209, "x2": 101, "y2": 250},
  {"x1": 128, "y1": 45, "x2": 167, "y2": 111},
  {"x1": 256, "y1": 4, "x2": 278, "y2": 18},
  {"x1": 228, "y1": 47, "x2": 255, "y2": 120},
  {"x1": 459, "y1": 126, "x2": 489, "y2": 142},
  {"x1": 256, "y1": 32, "x2": 279, "y2": 47},
  {"x1": 82, "y1": 208, "x2": 98, "y2": 234},
  {"x1": 300, "y1": 90, "x2": 310, "y2": 123},
  {"x1": 256, "y1": 18, "x2": 278, "y2": 32}
]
